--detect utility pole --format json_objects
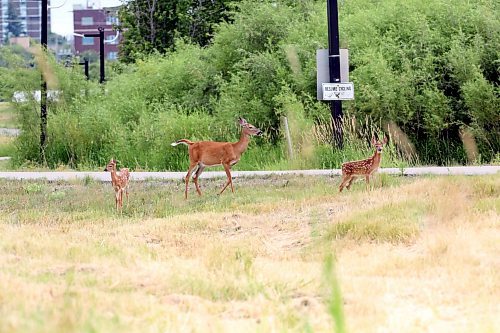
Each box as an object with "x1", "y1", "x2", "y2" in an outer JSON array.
[
  {"x1": 327, "y1": 0, "x2": 343, "y2": 149},
  {"x1": 40, "y1": 0, "x2": 48, "y2": 162}
]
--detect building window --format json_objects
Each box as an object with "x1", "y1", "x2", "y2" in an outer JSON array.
[
  {"x1": 105, "y1": 35, "x2": 117, "y2": 45},
  {"x1": 106, "y1": 16, "x2": 119, "y2": 25},
  {"x1": 82, "y1": 37, "x2": 94, "y2": 45},
  {"x1": 81, "y1": 17, "x2": 93, "y2": 25},
  {"x1": 107, "y1": 52, "x2": 118, "y2": 60}
]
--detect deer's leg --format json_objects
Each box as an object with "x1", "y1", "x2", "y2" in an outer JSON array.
[
  {"x1": 365, "y1": 175, "x2": 371, "y2": 191},
  {"x1": 125, "y1": 186, "x2": 129, "y2": 204},
  {"x1": 115, "y1": 191, "x2": 120, "y2": 211},
  {"x1": 219, "y1": 164, "x2": 233, "y2": 195},
  {"x1": 339, "y1": 174, "x2": 350, "y2": 192},
  {"x1": 184, "y1": 162, "x2": 197, "y2": 199},
  {"x1": 119, "y1": 189, "x2": 123, "y2": 212},
  {"x1": 339, "y1": 175, "x2": 346, "y2": 192},
  {"x1": 346, "y1": 176, "x2": 356, "y2": 190},
  {"x1": 193, "y1": 164, "x2": 205, "y2": 196}
]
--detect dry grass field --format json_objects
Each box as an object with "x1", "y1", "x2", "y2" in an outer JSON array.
[{"x1": 0, "y1": 174, "x2": 499, "y2": 332}]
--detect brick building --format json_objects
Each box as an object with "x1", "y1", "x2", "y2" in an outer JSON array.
[
  {"x1": 73, "y1": 5, "x2": 121, "y2": 60},
  {"x1": 0, "y1": 0, "x2": 51, "y2": 44}
]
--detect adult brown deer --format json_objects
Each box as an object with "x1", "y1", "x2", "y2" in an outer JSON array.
[
  {"x1": 171, "y1": 117, "x2": 263, "y2": 199},
  {"x1": 339, "y1": 137, "x2": 388, "y2": 192},
  {"x1": 104, "y1": 158, "x2": 130, "y2": 211}
]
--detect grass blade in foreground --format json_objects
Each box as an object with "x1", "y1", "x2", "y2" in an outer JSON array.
[{"x1": 324, "y1": 254, "x2": 346, "y2": 333}]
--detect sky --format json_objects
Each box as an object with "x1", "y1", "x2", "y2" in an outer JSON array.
[{"x1": 51, "y1": 0, "x2": 122, "y2": 37}]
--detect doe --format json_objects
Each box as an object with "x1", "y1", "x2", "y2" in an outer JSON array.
[
  {"x1": 104, "y1": 158, "x2": 130, "y2": 211},
  {"x1": 171, "y1": 117, "x2": 263, "y2": 199},
  {"x1": 339, "y1": 137, "x2": 388, "y2": 192}
]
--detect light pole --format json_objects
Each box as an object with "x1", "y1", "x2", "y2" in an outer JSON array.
[
  {"x1": 74, "y1": 27, "x2": 105, "y2": 83},
  {"x1": 327, "y1": 0, "x2": 343, "y2": 149},
  {"x1": 74, "y1": 28, "x2": 119, "y2": 83},
  {"x1": 78, "y1": 58, "x2": 89, "y2": 80}
]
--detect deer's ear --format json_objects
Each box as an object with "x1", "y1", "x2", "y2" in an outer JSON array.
[
  {"x1": 371, "y1": 137, "x2": 377, "y2": 145},
  {"x1": 382, "y1": 136, "x2": 388, "y2": 144},
  {"x1": 238, "y1": 117, "x2": 248, "y2": 125}
]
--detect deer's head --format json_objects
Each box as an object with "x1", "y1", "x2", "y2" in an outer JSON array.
[
  {"x1": 239, "y1": 117, "x2": 263, "y2": 136},
  {"x1": 104, "y1": 158, "x2": 117, "y2": 171},
  {"x1": 372, "y1": 137, "x2": 388, "y2": 153}
]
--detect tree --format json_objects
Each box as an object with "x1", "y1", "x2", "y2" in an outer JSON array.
[
  {"x1": 117, "y1": 0, "x2": 238, "y2": 63},
  {"x1": 6, "y1": 2, "x2": 24, "y2": 41}
]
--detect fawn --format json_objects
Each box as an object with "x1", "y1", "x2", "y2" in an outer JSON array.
[
  {"x1": 171, "y1": 117, "x2": 263, "y2": 199},
  {"x1": 104, "y1": 158, "x2": 130, "y2": 211},
  {"x1": 339, "y1": 137, "x2": 388, "y2": 192}
]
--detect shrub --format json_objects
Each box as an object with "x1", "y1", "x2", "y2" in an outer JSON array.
[{"x1": 8, "y1": 0, "x2": 499, "y2": 169}]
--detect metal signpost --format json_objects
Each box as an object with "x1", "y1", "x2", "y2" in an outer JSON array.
[{"x1": 317, "y1": 0, "x2": 354, "y2": 149}]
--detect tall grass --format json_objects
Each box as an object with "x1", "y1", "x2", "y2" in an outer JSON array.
[{"x1": 312, "y1": 115, "x2": 417, "y2": 169}]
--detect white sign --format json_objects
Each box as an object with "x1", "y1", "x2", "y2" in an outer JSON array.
[
  {"x1": 316, "y1": 49, "x2": 350, "y2": 100},
  {"x1": 322, "y1": 82, "x2": 354, "y2": 100}
]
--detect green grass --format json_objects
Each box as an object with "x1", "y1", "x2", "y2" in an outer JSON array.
[
  {"x1": 0, "y1": 136, "x2": 15, "y2": 156},
  {"x1": 0, "y1": 175, "x2": 406, "y2": 221},
  {"x1": 0, "y1": 159, "x2": 12, "y2": 170},
  {"x1": 327, "y1": 200, "x2": 426, "y2": 244},
  {"x1": 0, "y1": 102, "x2": 18, "y2": 128}
]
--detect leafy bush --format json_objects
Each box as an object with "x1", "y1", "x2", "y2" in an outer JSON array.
[{"x1": 7, "y1": 0, "x2": 500, "y2": 169}]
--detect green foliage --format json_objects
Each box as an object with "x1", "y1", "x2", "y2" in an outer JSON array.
[
  {"x1": 0, "y1": 46, "x2": 37, "y2": 101},
  {"x1": 343, "y1": 0, "x2": 499, "y2": 164},
  {"x1": 118, "y1": 0, "x2": 238, "y2": 63},
  {"x1": 7, "y1": 0, "x2": 500, "y2": 169},
  {"x1": 462, "y1": 71, "x2": 500, "y2": 161}
]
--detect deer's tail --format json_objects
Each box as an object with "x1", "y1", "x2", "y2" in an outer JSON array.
[{"x1": 171, "y1": 139, "x2": 194, "y2": 147}]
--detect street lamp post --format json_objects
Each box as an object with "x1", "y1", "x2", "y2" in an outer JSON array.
[
  {"x1": 74, "y1": 27, "x2": 106, "y2": 83},
  {"x1": 80, "y1": 27, "x2": 105, "y2": 83},
  {"x1": 78, "y1": 58, "x2": 89, "y2": 80}
]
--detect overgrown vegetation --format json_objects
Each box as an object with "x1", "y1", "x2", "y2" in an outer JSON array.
[{"x1": 1, "y1": 0, "x2": 498, "y2": 170}]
